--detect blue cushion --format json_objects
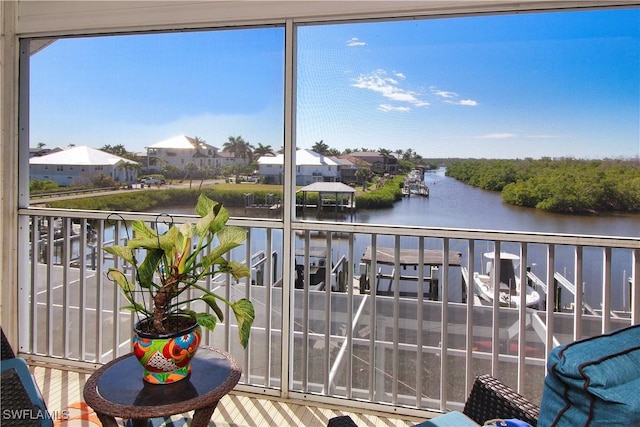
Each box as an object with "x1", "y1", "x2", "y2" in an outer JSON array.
[
  {"x1": 539, "y1": 323, "x2": 640, "y2": 426},
  {"x1": 0, "y1": 357, "x2": 52, "y2": 427},
  {"x1": 413, "y1": 411, "x2": 479, "y2": 426}
]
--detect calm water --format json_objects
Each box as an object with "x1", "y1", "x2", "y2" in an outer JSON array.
[
  {"x1": 356, "y1": 168, "x2": 639, "y2": 237},
  {"x1": 166, "y1": 168, "x2": 639, "y2": 309}
]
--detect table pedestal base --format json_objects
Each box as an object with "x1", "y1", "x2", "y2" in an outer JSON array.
[{"x1": 95, "y1": 404, "x2": 217, "y2": 427}]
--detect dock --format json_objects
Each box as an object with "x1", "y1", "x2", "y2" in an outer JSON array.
[
  {"x1": 359, "y1": 247, "x2": 462, "y2": 299},
  {"x1": 243, "y1": 193, "x2": 282, "y2": 215}
]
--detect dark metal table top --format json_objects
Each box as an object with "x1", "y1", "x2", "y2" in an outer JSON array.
[{"x1": 83, "y1": 346, "x2": 241, "y2": 420}]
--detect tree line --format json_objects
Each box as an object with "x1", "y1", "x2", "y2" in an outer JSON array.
[{"x1": 445, "y1": 158, "x2": 640, "y2": 214}]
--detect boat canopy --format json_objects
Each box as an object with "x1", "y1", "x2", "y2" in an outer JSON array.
[
  {"x1": 483, "y1": 251, "x2": 520, "y2": 260},
  {"x1": 361, "y1": 247, "x2": 462, "y2": 266}
]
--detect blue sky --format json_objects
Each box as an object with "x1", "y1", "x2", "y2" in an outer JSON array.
[{"x1": 30, "y1": 8, "x2": 639, "y2": 159}]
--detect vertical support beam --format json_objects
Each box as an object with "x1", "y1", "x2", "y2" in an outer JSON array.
[
  {"x1": 18, "y1": 37, "x2": 32, "y2": 354},
  {"x1": 465, "y1": 239, "x2": 475, "y2": 396},
  {"x1": 601, "y1": 247, "x2": 612, "y2": 333},
  {"x1": 369, "y1": 235, "x2": 378, "y2": 402},
  {"x1": 545, "y1": 245, "x2": 555, "y2": 374},
  {"x1": 573, "y1": 246, "x2": 583, "y2": 340},
  {"x1": 264, "y1": 229, "x2": 273, "y2": 387},
  {"x1": 439, "y1": 237, "x2": 450, "y2": 410},
  {"x1": 345, "y1": 232, "x2": 355, "y2": 398},
  {"x1": 0, "y1": 1, "x2": 20, "y2": 345},
  {"x1": 491, "y1": 242, "x2": 500, "y2": 376},
  {"x1": 323, "y1": 233, "x2": 332, "y2": 394},
  {"x1": 280, "y1": 19, "x2": 296, "y2": 400},
  {"x1": 301, "y1": 233, "x2": 310, "y2": 391},
  {"x1": 416, "y1": 237, "x2": 424, "y2": 408},
  {"x1": 244, "y1": 228, "x2": 253, "y2": 382},
  {"x1": 632, "y1": 248, "x2": 639, "y2": 324},
  {"x1": 391, "y1": 235, "x2": 400, "y2": 404},
  {"x1": 517, "y1": 244, "x2": 527, "y2": 392}
]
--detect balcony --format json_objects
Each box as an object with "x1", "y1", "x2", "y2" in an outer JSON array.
[
  {"x1": 12, "y1": 206, "x2": 639, "y2": 425},
  {"x1": 3, "y1": 1, "x2": 639, "y2": 425}
]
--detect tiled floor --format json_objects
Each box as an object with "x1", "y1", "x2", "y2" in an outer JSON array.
[{"x1": 31, "y1": 364, "x2": 426, "y2": 427}]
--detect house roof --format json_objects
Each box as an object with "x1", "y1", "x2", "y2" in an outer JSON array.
[
  {"x1": 258, "y1": 149, "x2": 340, "y2": 167},
  {"x1": 29, "y1": 145, "x2": 138, "y2": 166},
  {"x1": 338, "y1": 154, "x2": 372, "y2": 167},
  {"x1": 348, "y1": 151, "x2": 382, "y2": 158},
  {"x1": 257, "y1": 154, "x2": 283, "y2": 165},
  {"x1": 147, "y1": 135, "x2": 216, "y2": 151},
  {"x1": 331, "y1": 157, "x2": 357, "y2": 167},
  {"x1": 297, "y1": 182, "x2": 356, "y2": 194}
]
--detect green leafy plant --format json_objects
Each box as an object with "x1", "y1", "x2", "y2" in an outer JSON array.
[{"x1": 103, "y1": 194, "x2": 255, "y2": 347}]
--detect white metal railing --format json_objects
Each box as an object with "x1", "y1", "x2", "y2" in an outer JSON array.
[{"x1": 17, "y1": 207, "x2": 639, "y2": 416}]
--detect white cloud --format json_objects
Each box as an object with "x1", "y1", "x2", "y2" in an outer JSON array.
[
  {"x1": 445, "y1": 99, "x2": 479, "y2": 106},
  {"x1": 477, "y1": 133, "x2": 516, "y2": 139},
  {"x1": 431, "y1": 86, "x2": 478, "y2": 106},
  {"x1": 379, "y1": 104, "x2": 411, "y2": 112},
  {"x1": 431, "y1": 87, "x2": 458, "y2": 98},
  {"x1": 352, "y1": 69, "x2": 429, "y2": 110},
  {"x1": 346, "y1": 37, "x2": 366, "y2": 47},
  {"x1": 393, "y1": 72, "x2": 406, "y2": 79},
  {"x1": 525, "y1": 134, "x2": 562, "y2": 138}
]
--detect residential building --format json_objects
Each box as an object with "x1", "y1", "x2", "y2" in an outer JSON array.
[
  {"x1": 347, "y1": 151, "x2": 398, "y2": 175},
  {"x1": 145, "y1": 135, "x2": 221, "y2": 172},
  {"x1": 257, "y1": 149, "x2": 341, "y2": 185},
  {"x1": 217, "y1": 149, "x2": 248, "y2": 170},
  {"x1": 29, "y1": 145, "x2": 139, "y2": 186}
]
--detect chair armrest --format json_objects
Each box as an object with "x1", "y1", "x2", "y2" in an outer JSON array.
[
  {"x1": 1, "y1": 327, "x2": 17, "y2": 360},
  {"x1": 462, "y1": 374, "x2": 539, "y2": 426},
  {"x1": 327, "y1": 415, "x2": 359, "y2": 427},
  {"x1": 0, "y1": 357, "x2": 52, "y2": 427}
]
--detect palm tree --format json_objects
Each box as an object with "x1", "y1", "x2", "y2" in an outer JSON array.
[
  {"x1": 223, "y1": 135, "x2": 254, "y2": 164},
  {"x1": 402, "y1": 148, "x2": 414, "y2": 160},
  {"x1": 192, "y1": 136, "x2": 208, "y2": 153},
  {"x1": 378, "y1": 148, "x2": 393, "y2": 173},
  {"x1": 312, "y1": 140, "x2": 329, "y2": 155},
  {"x1": 100, "y1": 144, "x2": 138, "y2": 161},
  {"x1": 253, "y1": 143, "x2": 274, "y2": 160}
]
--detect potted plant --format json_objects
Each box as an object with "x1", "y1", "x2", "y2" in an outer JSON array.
[{"x1": 104, "y1": 194, "x2": 255, "y2": 384}]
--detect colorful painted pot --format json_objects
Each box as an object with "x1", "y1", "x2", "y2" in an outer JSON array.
[{"x1": 132, "y1": 317, "x2": 202, "y2": 384}]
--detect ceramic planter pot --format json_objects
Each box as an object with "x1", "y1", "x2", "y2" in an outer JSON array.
[{"x1": 132, "y1": 316, "x2": 202, "y2": 384}]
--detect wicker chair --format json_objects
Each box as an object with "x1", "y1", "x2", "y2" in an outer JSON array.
[
  {"x1": 1, "y1": 327, "x2": 16, "y2": 360},
  {"x1": 0, "y1": 327, "x2": 52, "y2": 427},
  {"x1": 326, "y1": 374, "x2": 539, "y2": 427},
  {"x1": 462, "y1": 374, "x2": 539, "y2": 426}
]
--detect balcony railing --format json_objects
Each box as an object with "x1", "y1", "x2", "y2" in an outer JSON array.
[{"x1": 17, "y1": 206, "x2": 639, "y2": 417}]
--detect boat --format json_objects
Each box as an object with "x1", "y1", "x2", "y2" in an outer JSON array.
[
  {"x1": 294, "y1": 246, "x2": 331, "y2": 290},
  {"x1": 473, "y1": 252, "x2": 540, "y2": 308},
  {"x1": 402, "y1": 169, "x2": 429, "y2": 197}
]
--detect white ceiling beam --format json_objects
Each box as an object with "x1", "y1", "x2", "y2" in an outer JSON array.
[{"x1": 16, "y1": 1, "x2": 639, "y2": 37}]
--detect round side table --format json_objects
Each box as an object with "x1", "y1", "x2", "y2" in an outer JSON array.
[{"x1": 83, "y1": 346, "x2": 241, "y2": 427}]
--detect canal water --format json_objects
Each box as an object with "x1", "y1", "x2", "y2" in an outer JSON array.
[
  {"x1": 348, "y1": 168, "x2": 638, "y2": 310},
  {"x1": 164, "y1": 168, "x2": 639, "y2": 310},
  {"x1": 357, "y1": 168, "x2": 639, "y2": 237}
]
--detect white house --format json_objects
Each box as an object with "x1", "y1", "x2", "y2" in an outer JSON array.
[
  {"x1": 257, "y1": 149, "x2": 341, "y2": 185},
  {"x1": 145, "y1": 135, "x2": 221, "y2": 171},
  {"x1": 29, "y1": 145, "x2": 139, "y2": 186}
]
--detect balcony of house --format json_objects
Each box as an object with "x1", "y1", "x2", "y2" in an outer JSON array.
[{"x1": 9, "y1": 207, "x2": 639, "y2": 426}]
